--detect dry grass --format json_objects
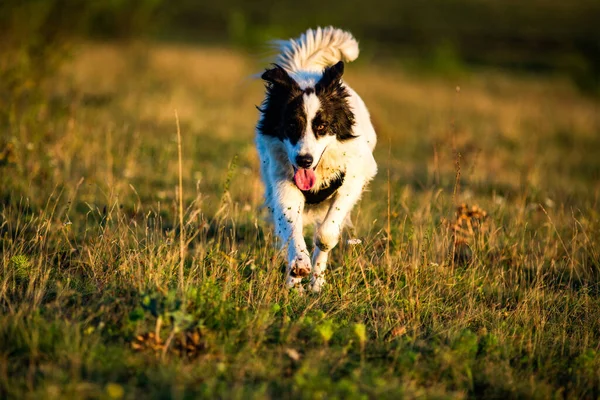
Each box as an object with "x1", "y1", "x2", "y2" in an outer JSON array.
[{"x1": 1, "y1": 41, "x2": 599, "y2": 399}]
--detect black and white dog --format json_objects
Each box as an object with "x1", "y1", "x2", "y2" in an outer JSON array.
[{"x1": 256, "y1": 27, "x2": 377, "y2": 292}]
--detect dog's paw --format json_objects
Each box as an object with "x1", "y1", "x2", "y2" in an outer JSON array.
[
  {"x1": 310, "y1": 274, "x2": 326, "y2": 293},
  {"x1": 289, "y1": 252, "x2": 311, "y2": 278},
  {"x1": 316, "y1": 223, "x2": 341, "y2": 252},
  {"x1": 286, "y1": 275, "x2": 304, "y2": 294}
]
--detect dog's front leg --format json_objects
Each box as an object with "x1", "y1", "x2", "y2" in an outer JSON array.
[
  {"x1": 311, "y1": 177, "x2": 366, "y2": 292},
  {"x1": 310, "y1": 245, "x2": 329, "y2": 293},
  {"x1": 272, "y1": 181, "x2": 311, "y2": 290}
]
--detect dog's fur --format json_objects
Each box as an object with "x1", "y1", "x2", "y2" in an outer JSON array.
[{"x1": 255, "y1": 27, "x2": 377, "y2": 292}]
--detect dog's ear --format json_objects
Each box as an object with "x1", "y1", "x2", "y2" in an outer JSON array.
[
  {"x1": 316, "y1": 61, "x2": 345, "y2": 92},
  {"x1": 261, "y1": 65, "x2": 297, "y2": 89}
]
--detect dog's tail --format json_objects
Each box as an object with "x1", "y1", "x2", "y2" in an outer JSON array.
[{"x1": 272, "y1": 27, "x2": 359, "y2": 73}]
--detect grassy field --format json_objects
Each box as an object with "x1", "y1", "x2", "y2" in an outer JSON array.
[{"x1": 1, "y1": 42, "x2": 600, "y2": 399}]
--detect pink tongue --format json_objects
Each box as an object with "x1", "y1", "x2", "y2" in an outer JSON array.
[{"x1": 294, "y1": 168, "x2": 316, "y2": 191}]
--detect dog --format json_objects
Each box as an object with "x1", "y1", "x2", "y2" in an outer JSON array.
[{"x1": 255, "y1": 27, "x2": 377, "y2": 292}]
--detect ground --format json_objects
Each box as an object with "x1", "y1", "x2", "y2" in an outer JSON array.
[{"x1": 1, "y1": 42, "x2": 599, "y2": 399}]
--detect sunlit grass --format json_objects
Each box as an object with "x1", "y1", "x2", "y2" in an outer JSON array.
[{"x1": 1, "y1": 42, "x2": 599, "y2": 398}]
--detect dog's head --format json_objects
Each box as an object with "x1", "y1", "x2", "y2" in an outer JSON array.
[{"x1": 258, "y1": 61, "x2": 355, "y2": 190}]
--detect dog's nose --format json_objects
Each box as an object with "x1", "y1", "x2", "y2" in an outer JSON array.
[{"x1": 295, "y1": 154, "x2": 314, "y2": 168}]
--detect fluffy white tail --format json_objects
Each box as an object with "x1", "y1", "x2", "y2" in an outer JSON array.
[{"x1": 273, "y1": 27, "x2": 359, "y2": 73}]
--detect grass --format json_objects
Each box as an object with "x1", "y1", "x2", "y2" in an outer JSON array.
[{"x1": 1, "y1": 41, "x2": 599, "y2": 399}]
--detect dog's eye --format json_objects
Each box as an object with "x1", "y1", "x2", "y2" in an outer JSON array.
[{"x1": 316, "y1": 123, "x2": 328, "y2": 132}]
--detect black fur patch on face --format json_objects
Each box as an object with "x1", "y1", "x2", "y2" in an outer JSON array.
[
  {"x1": 281, "y1": 95, "x2": 307, "y2": 145},
  {"x1": 257, "y1": 61, "x2": 355, "y2": 144},
  {"x1": 315, "y1": 61, "x2": 356, "y2": 141},
  {"x1": 257, "y1": 65, "x2": 304, "y2": 143}
]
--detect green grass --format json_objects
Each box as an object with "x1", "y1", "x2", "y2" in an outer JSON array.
[{"x1": 1, "y1": 42, "x2": 599, "y2": 399}]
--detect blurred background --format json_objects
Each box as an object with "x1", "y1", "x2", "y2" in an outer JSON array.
[{"x1": 1, "y1": 0, "x2": 599, "y2": 94}]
